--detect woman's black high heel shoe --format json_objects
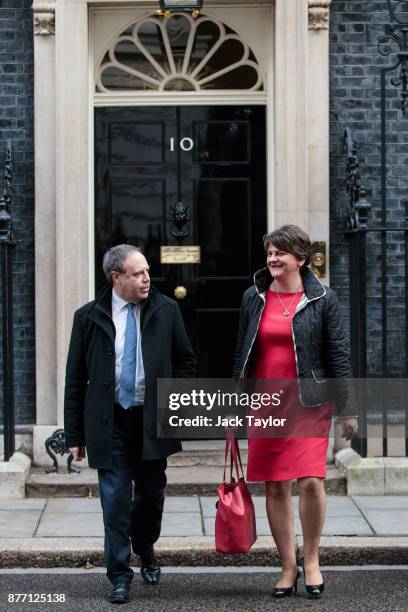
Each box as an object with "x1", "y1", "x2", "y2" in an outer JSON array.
[
  {"x1": 272, "y1": 570, "x2": 300, "y2": 598},
  {"x1": 303, "y1": 567, "x2": 325, "y2": 597}
]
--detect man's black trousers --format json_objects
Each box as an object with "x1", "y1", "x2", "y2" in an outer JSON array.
[{"x1": 98, "y1": 404, "x2": 167, "y2": 585}]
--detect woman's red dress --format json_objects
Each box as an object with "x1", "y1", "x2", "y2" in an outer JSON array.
[{"x1": 246, "y1": 289, "x2": 332, "y2": 482}]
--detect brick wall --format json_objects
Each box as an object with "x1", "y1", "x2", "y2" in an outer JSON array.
[
  {"x1": 1, "y1": 0, "x2": 407, "y2": 427},
  {"x1": 0, "y1": 1, "x2": 35, "y2": 423},
  {"x1": 329, "y1": 0, "x2": 408, "y2": 376}
]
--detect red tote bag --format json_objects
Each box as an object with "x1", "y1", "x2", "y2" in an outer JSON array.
[{"x1": 215, "y1": 431, "x2": 257, "y2": 554}]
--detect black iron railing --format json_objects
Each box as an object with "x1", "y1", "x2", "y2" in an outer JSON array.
[
  {"x1": 343, "y1": 128, "x2": 370, "y2": 458},
  {"x1": 341, "y1": 3, "x2": 408, "y2": 458},
  {"x1": 0, "y1": 143, "x2": 16, "y2": 461},
  {"x1": 344, "y1": 127, "x2": 408, "y2": 458}
]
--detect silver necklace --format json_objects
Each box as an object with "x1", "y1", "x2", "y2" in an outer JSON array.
[{"x1": 271, "y1": 285, "x2": 302, "y2": 317}]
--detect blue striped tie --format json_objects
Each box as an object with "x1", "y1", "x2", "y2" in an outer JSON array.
[{"x1": 119, "y1": 303, "x2": 137, "y2": 410}]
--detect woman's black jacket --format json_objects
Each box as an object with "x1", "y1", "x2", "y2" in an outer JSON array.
[{"x1": 233, "y1": 266, "x2": 356, "y2": 418}]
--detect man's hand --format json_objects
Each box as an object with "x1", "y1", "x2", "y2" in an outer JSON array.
[
  {"x1": 68, "y1": 446, "x2": 86, "y2": 461},
  {"x1": 339, "y1": 417, "x2": 358, "y2": 441}
]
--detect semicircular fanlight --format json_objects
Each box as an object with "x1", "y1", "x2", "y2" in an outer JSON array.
[{"x1": 96, "y1": 13, "x2": 263, "y2": 93}]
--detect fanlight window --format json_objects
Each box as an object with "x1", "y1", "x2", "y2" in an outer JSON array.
[{"x1": 96, "y1": 13, "x2": 263, "y2": 92}]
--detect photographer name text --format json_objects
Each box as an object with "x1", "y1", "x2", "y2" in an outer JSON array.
[{"x1": 167, "y1": 415, "x2": 287, "y2": 428}]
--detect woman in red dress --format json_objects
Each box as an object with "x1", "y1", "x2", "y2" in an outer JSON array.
[{"x1": 233, "y1": 225, "x2": 358, "y2": 598}]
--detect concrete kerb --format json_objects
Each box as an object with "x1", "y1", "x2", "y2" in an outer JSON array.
[
  {"x1": 307, "y1": 536, "x2": 408, "y2": 565},
  {"x1": 0, "y1": 452, "x2": 31, "y2": 499},
  {"x1": 0, "y1": 537, "x2": 408, "y2": 568},
  {"x1": 335, "y1": 448, "x2": 408, "y2": 495}
]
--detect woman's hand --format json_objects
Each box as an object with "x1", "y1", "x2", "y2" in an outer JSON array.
[{"x1": 339, "y1": 417, "x2": 358, "y2": 440}]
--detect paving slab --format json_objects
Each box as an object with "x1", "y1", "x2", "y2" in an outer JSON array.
[
  {"x1": 200, "y1": 497, "x2": 218, "y2": 518},
  {"x1": 325, "y1": 496, "x2": 362, "y2": 516},
  {"x1": 321, "y1": 516, "x2": 373, "y2": 536},
  {"x1": 0, "y1": 499, "x2": 46, "y2": 511},
  {"x1": 200, "y1": 495, "x2": 360, "y2": 519},
  {"x1": 353, "y1": 496, "x2": 408, "y2": 511},
  {"x1": 252, "y1": 518, "x2": 271, "y2": 537},
  {"x1": 202, "y1": 517, "x2": 215, "y2": 536},
  {"x1": 164, "y1": 496, "x2": 200, "y2": 512},
  {"x1": 0, "y1": 511, "x2": 41, "y2": 538},
  {"x1": 36, "y1": 512, "x2": 104, "y2": 537},
  {"x1": 202, "y1": 515, "x2": 365, "y2": 538},
  {"x1": 222, "y1": 516, "x2": 375, "y2": 537},
  {"x1": 160, "y1": 512, "x2": 202, "y2": 537},
  {"x1": 46, "y1": 498, "x2": 102, "y2": 513},
  {"x1": 358, "y1": 510, "x2": 408, "y2": 536}
]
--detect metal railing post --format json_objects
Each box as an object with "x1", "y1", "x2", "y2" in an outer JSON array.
[
  {"x1": 343, "y1": 129, "x2": 371, "y2": 457},
  {"x1": 0, "y1": 144, "x2": 16, "y2": 461}
]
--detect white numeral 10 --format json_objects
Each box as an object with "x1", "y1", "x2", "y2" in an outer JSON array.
[{"x1": 169, "y1": 137, "x2": 194, "y2": 151}]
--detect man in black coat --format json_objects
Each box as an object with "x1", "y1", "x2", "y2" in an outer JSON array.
[{"x1": 64, "y1": 244, "x2": 196, "y2": 604}]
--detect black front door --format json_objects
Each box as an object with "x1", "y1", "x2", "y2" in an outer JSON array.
[{"x1": 95, "y1": 106, "x2": 267, "y2": 376}]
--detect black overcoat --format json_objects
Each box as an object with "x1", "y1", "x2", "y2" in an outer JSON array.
[{"x1": 64, "y1": 284, "x2": 197, "y2": 469}]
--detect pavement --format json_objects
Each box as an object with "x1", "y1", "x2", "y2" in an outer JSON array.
[{"x1": 1, "y1": 494, "x2": 408, "y2": 568}]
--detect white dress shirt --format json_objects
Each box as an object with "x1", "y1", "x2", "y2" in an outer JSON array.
[{"x1": 112, "y1": 289, "x2": 145, "y2": 406}]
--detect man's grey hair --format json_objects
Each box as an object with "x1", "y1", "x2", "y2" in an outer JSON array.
[{"x1": 102, "y1": 244, "x2": 142, "y2": 286}]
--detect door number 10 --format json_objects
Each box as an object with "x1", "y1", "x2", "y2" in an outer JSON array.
[{"x1": 169, "y1": 137, "x2": 194, "y2": 152}]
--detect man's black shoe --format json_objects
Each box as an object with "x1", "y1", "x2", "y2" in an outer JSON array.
[
  {"x1": 107, "y1": 582, "x2": 130, "y2": 604},
  {"x1": 140, "y1": 549, "x2": 161, "y2": 585}
]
